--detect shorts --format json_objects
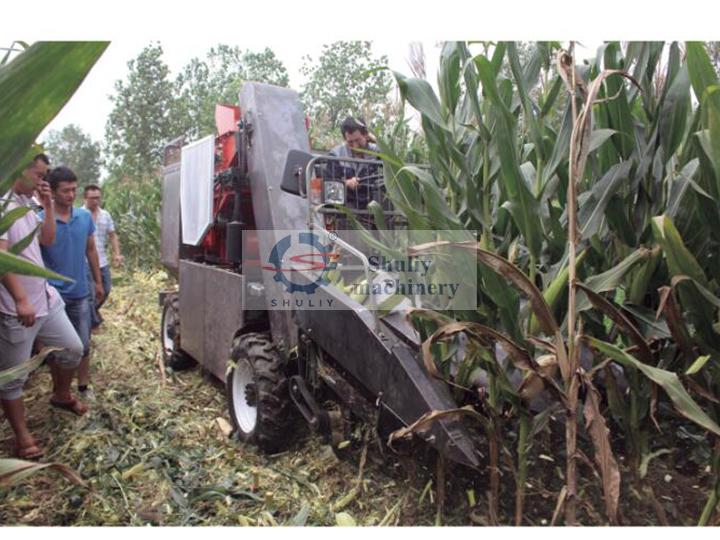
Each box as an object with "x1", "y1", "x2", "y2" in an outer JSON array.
[{"x1": 0, "y1": 297, "x2": 83, "y2": 400}]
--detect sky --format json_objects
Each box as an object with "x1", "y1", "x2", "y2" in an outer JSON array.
[
  {"x1": 3, "y1": 1, "x2": 717, "y2": 152},
  {"x1": 38, "y1": 38, "x2": 443, "y2": 142}
]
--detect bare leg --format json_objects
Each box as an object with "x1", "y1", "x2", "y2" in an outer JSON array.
[
  {"x1": 77, "y1": 355, "x2": 90, "y2": 388},
  {"x1": 1, "y1": 398, "x2": 41, "y2": 456},
  {"x1": 49, "y1": 357, "x2": 87, "y2": 415},
  {"x1": 49, "y1": 356, "x2": 61, "y2": 391},
  {"x1": 52, "y1": 364, "x2": 78, "y2": 403}
]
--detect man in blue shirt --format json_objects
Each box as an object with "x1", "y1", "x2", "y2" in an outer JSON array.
[{"x1": 41, "y1": 166, "x2": 104, "y2": 396}]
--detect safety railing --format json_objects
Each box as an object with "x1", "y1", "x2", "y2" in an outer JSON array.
[
  {"x1": 300, "y1": 153, "x2": 408, "y2": 330},
  {"x1": 302, "y1": 154, "x2": 404, "y2": 230}
]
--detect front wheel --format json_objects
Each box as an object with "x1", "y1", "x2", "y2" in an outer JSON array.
[
  {"x1": 160, "y1": 293, "x2": 195, "y2": 370},
  {"x1": 226, "y1": 333, "x2": 291, "y2": 453}
]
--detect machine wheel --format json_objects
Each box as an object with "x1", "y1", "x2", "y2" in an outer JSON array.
[
  {"x1": 160, "y1": 294, "x2": 195, "y2": 371},
  {"x1": 226, "y1": 333, "x2": 291, "y2": 453}
]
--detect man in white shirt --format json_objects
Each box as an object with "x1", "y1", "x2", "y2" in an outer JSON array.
[
  {"x1": 83, "y1": 184, "x2": 124, "y2": 331},
  {"x1": 1, "y1": 155, "x2": 87, "y2": 460}
]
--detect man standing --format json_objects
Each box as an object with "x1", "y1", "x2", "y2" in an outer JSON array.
[
  {"x1": 1, "y1": 155, "x2": 87, "y2": 459},
  {"x1": 41, "y1": 166, "x2": 104, "y2": 396},
  {"x1": 327, "y1": 116, "x2": 382, "y2": 209},
  {"x1": 82, "y1": 184, "x2": 123, "y2": 331}
]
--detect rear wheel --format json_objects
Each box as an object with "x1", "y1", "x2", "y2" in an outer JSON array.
[
  {"x1": 160, "y1": 293, "x2": 195, "y2": 370},
  {"x1": 226, "y1": 333, "x2": 291, "y2": 453}
]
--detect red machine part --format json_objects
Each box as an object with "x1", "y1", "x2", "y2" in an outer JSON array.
[{"x1": 200, "y1": 104, "x2": 245, "y2": 262}]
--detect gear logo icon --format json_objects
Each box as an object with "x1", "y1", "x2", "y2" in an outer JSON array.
[{"x1": 263, "y1": 232, "x2": 337, "y2": 294}]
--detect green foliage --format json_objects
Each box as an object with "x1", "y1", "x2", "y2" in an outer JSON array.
[
  {"x1": 243, "y1": 48, "x2": 290, "y2": 87},
  {"x1": 105, "y1": 42, "x2": 291, "y2": 179},
  {"x1": 104, "y1": 43, "x2": 179, "y2": 182},
  {"x1": 376, "y1": 40, "x2": 720, "y2": 524},
  {"x1": 175, "y1": 45, "x2": 289, "y2": 140},
  {"x1": 102, "y1": 175, "x2": 162, "y2": 270},
  {"x1": 0, "y1": 41, "x2": 107, "y2": 279},
  {"x1": 43, "y1": 123, "x2": 103, "y2": 187},
  {"x1": 1, "y1": 41, "x2": 108, "y2": 187},
  {"x1": 300, "y1": 41, "x2": 394, "y2": 134},
  {"x1": 102, "y1": 43, "x2": 290, "y2": 271}
]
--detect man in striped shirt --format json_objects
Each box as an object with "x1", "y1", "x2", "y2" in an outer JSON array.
[{"x1": 83, "y1": 184, "x2": 123, "y2": 331}]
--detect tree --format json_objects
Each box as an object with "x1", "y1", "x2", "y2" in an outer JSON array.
[
  {"x1": 43, "y1": 124, "x2": 102, "y2": 187},
  {"x1": 300, "y1": 41, "x2": 394, "y2": 135},
  {"x1": 175, "y1": 45, "x2": 289, "y2": 139},
  {"x1": 243, "y1": 48, "x2": 290, "y2": 87},
  {"x1": 104, "y1": 43, "x2": 179, "y2": 181}
]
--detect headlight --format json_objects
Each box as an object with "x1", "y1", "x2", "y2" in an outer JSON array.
[{"x1": 323, "y1": 180, "x2": 345, "y2": 205}]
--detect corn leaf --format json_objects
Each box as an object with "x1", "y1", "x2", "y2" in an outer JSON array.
[
  {"x1": 578, "y1": 161, "x2": 632, "y2": 240},
  {"x1": 392, "y1": 71, "x2": 448, "y2": 132},
  {"x1": 599, "y1": 43, "x2": 636, "y2": 160},
  {"x1": 475, "y1": 55, "x2": 542, "y2": 257},
  {"x1": 507, "y1": 42, "x2": 543, "y2": 161},
  {"x1": 577, "y1": 283, "x2": 654, "y2": 366},
  {"x1": 0, "y1": 206, "x2": 31, "y2": 236},
  {"x1": 438, "y1": 42, "x2": 462, "y2": 116},
  {"x1": 686, "y1": 42, "x2": 720, "y2": 194},
  {"x1": 585, "y1": 336, "x2": 720, "y2": 437},
  {"x1": 0, "y1": 458, "x2": 85, "y2": 488},
  {"x1": 8, "y1": 225, "x2": 39, "y2": 255},
  {"x1": 0, "y1": 41, "x2": 109, "y2": 182},
  {"x1": 0, "y1": 347, "x2": 59, "y2": 385},
  {"x1": 652, "y1": 215, "x2": 709, "y2": 287},
  {"x1": 658, "y1": 62, "x2": 691, "y2": 158},
  {"x1": 0, "y1": 250, "x2": 73, "y2": 281},
  {"x1": 582, "y1": 375, "x2": 621, "y2": 524}
]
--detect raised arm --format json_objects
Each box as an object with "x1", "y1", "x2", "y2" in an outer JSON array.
[{"x1": 37, "y1": 181, "x2": 56, "y2": 247}]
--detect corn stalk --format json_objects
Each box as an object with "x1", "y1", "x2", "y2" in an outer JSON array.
[{"x1": 382, "y1": 40, "x2": 720, "y2": 525}]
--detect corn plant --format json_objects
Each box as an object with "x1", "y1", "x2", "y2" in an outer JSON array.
[
  {"x1": 0, "y1": 41, "x2": 108, "y2": 277},
  {"x1": 375, "y1": 41, "x2": 720, "y2": 525},
  {"x1": 102, "y1": 174, "x2": 162, "y2": 270}
]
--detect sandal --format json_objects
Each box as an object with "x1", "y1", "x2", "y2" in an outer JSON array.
[
  {"x1": 50, "y1": 395, "x2": 88, "y2": 416},
  {"x1": 16, "y1": 443, "x2": 45, "y2": 460}
]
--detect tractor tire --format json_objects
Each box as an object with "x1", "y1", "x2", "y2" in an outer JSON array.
[
  {"x1": 226, "y1": 333, "x2": 291, "y2": 453},
  {"x1": 160, "y1": 294, "x2": 195, "y2": 371}
]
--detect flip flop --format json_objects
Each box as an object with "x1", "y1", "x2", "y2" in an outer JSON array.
[
  {"x1": 50, "y1": 395, "x2": 88, "y2": 416},
  {"x1": 16, "y1": 443, "x2": 45, "y2": 460}
]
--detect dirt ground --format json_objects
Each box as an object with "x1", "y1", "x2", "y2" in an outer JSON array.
[{"x1": 0, "y1": 269, "x2": 715, "y2": 525}]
